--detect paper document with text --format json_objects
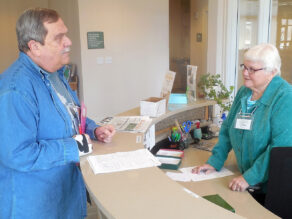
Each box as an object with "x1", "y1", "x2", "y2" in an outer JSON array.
[{"x1": 87, "y1": 149, "x2": 161, "y2": 174}]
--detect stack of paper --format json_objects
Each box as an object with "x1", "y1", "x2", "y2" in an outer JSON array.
[
  {"x1": 156, "y1": 149, "x2": 184, "y2": 158},
  {"x1": 155, "y1": 149, "x2": 184, "y2": 170},
  {"x1": 87, "y1": 149, "x2": 161, "y2": 175}
]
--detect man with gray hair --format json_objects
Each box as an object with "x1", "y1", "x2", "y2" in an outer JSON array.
[{"x1": 0, "y1": 8, "x2": 115, "y2": 218}]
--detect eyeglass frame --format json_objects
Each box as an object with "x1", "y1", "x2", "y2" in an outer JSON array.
[{"x1": 240, "y1": 64, "x2": 266, "y2": 75}]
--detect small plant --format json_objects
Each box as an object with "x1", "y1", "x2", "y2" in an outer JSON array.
[{"x1": 198, "y1": 73, "x2": 234, "y2": 112}]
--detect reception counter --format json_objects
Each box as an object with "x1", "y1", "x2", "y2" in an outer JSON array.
[{"x1": 80, "y1": 100, "x2": 279, "y2": 219}]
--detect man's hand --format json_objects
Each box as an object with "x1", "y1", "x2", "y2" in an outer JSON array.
[
  {"x1": 95, "y1": 125, "x2": 116, "y2": 143},
  {"x1": 229, "y1": 175, "x2": 249, "y2": 192},
  {"x1": 192, "y1": 163, "x2": 215, "y2": 174}
]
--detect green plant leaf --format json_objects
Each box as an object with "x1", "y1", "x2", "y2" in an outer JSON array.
[{"x1": 198, "y1": 73, "x2": 234, "y2": 112}]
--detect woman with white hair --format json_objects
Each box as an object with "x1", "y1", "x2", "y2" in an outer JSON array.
[{"x1": 192, "y1": 43, "x2": 292, "y2": 204}]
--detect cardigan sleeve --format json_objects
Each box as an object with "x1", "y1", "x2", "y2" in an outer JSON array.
[{"x1": 207, "y1": 87, "x2": 246, "y2": 170}]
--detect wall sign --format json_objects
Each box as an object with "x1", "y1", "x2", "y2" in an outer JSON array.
[{"x1": 87, "y1": 31, "x2": 104, "y2": 49}]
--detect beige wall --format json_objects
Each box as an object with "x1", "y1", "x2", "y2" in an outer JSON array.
[
  {"x1": 78, "y1": 0, "x2": 169, "y2": 120},
  {"x1": 0, "y1": 0, "x2": 48, "y2": 72}
]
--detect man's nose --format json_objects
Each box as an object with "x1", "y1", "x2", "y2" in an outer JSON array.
[{"x1": 64, "y1": 35, "x2": 72, "y2": 47}]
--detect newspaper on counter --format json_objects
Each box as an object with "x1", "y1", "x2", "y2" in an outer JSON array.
[{"x1": 98, "y1": 116, "x2": 152, "y2": 133}]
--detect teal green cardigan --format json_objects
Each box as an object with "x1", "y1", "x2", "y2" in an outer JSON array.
[{"x1": 207, "y1": 76, "x2": 292, "y2": 189}]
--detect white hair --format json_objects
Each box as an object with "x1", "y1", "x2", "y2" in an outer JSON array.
[{"x1": 244, "y1": 43, "x2": 281, "y2": 74}]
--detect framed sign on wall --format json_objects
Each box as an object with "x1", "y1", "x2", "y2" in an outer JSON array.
[{"x1": 87, "y1": 31, "x2": 104, "y2": 49}]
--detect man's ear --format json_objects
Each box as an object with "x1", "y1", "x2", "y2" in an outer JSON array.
[{"x1": 27, "y1": 40, "x2": 41, "y2": 56}]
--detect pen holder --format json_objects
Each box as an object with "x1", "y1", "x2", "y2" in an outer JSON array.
[
  {"x1": 169, "y1": 132, "x2": 190, "y2": 150},
  {"x1": 180, "y1": 133, "x2": 191, "y2": 150}
]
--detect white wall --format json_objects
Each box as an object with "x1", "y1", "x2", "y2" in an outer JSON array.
[{"x1": 78, "y1": 0, "x2": 169, "y2": 121}]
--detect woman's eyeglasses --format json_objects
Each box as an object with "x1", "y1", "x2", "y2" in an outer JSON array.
[{"x1": 240, "y1": 64, "x2": 266, "y2": 75}]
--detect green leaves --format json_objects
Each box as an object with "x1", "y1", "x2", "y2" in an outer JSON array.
[{"x1": 198, "y1": 73, "x2": 234, "y2": 112}]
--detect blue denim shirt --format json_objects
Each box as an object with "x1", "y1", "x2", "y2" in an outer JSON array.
[
  {"x1": 207, "y1": 76, "x2": 292, "y2": 190},
  {"x1": 0, "y1": 52, "x2": 99, "y2": 218}
]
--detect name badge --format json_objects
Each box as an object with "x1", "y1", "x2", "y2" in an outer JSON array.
[{"x1": 234, "y1": 113, "x2": 254, "y2": 130}]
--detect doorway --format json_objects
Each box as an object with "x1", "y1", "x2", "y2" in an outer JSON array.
[{"x1": 169, "y1": 0, "x2": 208, "y2": 93}]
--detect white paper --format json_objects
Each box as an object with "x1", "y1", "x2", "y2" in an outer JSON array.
[
  {"x1": 157, "y1": 157, "x2": 181, "y2": 165},
  {"x1": 165, "y1": 166, "x2": 233, "y2": 182},
  {"x1": 98, "y1": 116, "x2": 152, "y2": 133},
  {"x1": 156, "y1": 149, "x2": 183, "y2": 157},
  {"x1": 166, "y1": 172, "x2": 192, "y2": 182},
  {"x1": 87, "y1": 149, "x2": 161, "y2": 175},
  {"x1": 180, "y1": 166, "x2": 234, "y2": 182},
  {"x1": 144, "y1": 124, "x2": 155, "y2": 150}
]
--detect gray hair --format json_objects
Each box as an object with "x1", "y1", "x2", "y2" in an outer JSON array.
[
  {"x1": 16, "y1": 8, "x2": 59, "y2": 52},
  {"x1": 244, "y1": 43, "x2": 281, "y2": 74}
]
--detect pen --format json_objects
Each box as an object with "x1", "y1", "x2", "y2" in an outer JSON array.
[
  {"x1": 200, "y1": 169, "x2": 208, "y2": 174},
  {"x1": 174, "y1": 119, "x2": 183, "y2": 135}
]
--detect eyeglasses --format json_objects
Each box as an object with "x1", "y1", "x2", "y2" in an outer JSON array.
[{"x1": 240, "y1": 64, "x2": 266, "y2": 75}]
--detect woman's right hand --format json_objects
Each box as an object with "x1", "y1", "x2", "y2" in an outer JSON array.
[{"x1": 192, "y1": 164, "x2": 215, "y2": 174}]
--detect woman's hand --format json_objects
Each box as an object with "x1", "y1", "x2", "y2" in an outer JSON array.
[
  {"x1": 229, "y1": 175, "x2": 249, "y2": 192},
  {"x1": 192, "y1": 164, "x2": 215, "y2": 174}
]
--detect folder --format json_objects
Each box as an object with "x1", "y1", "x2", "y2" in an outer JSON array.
[
  {"x1": 203, "y1": 194, "x2": 235, "y2": 213},
  {"x1": 155, "y1": 155, "x2": 181, "y2": 170}
]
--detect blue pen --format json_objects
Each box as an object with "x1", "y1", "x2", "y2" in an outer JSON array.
[{"x1": 182, "y1": 120, "x2": 192, "y2": 133}]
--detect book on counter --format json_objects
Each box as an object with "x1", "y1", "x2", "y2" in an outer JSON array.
[
  {"x1": 156, "y1": 149, "x2": 184, "y2": 158},
  {"x1": 155, "y1": 155, "x2": 182, "y2": 170}
]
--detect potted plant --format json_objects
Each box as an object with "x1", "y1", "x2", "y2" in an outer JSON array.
[{"x1": 198, "y1": 73, "x2": 234, "y2": 113}]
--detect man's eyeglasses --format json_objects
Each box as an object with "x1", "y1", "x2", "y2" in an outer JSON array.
[{"x1": 240, "y1": 64, "x2": 266, "y2": 74}]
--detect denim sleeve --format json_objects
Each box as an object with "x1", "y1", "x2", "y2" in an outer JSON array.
[
  {"x1": 85, "y1": 117, "x2": 100, "y2": 140},
  {"x1": 0, "y1": 91, "x2": 80, "y2": 172}
]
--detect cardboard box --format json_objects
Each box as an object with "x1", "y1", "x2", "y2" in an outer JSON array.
[{"x1": 140, "y1": 97, "x2": 166, "y2": 117}]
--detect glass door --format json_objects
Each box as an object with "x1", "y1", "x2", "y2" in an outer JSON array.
[
  {"x1": 237, "y1": 0, "x2": 260, "y2": 89},
  {"x1": 270, "y1": 0, "x2": 292, "y2": 84}
]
